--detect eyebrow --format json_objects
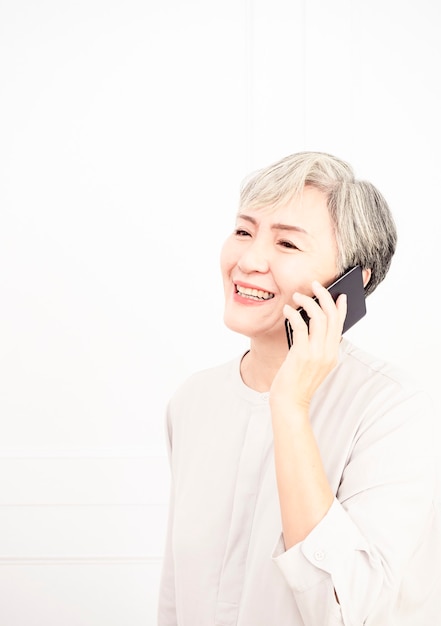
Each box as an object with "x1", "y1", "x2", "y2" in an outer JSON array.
[{"x1": 237, "y1": 213, "x2": 309, "y2": 235}]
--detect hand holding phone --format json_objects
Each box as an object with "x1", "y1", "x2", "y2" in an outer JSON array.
[{"x1": 285, "y1": 265, "x2": 366, "y2": 349}]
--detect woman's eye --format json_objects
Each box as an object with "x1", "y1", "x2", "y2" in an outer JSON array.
[
  {"x1": 234, "y1": 229, "x2": 251, "y2": 237},
  {"x1": 278, "y1": 239, "x2": 298, "y2": 249}
]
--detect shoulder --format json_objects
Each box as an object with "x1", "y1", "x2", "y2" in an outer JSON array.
[
  {"x1": 336, "y1": 339, "x2": 435, "y2": 431},
  {"x1": 339, "y1": 338, "x2": 426, "y2": 397},
  {"x1": 165, "y1": 355, "x2": 246, "y2": 445},
  {"x1": 167, "y1": 355, "x2": 242, "y2": 413}
]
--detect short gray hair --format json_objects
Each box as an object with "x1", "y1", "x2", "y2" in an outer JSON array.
[{"x1": 239, "y1": 151, "x2": 397, "y2": 296}]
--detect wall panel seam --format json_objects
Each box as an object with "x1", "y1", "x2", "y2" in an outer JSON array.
[{"x1": 0, "y1": 556, "x2": 162, "y2": 565}]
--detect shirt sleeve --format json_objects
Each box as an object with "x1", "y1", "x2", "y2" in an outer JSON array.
[
  {"x1": 157, "y1": 406, "x2": 178, "y2": 626},
  {"x1": 272, "y1": 389, "x2": 440, "y2": 625}
]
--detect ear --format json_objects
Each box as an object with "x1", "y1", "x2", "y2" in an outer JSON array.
[{"x1": 362, "y1": 268, "x2": 372, "y2": 288}]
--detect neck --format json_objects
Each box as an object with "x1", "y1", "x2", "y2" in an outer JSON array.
[{"x1": 240, "y1": 336, "x2": 288, "y2": 392}]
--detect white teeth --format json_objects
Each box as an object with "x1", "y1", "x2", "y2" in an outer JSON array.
[{"x1": 236, "y1": 285, "x2": 274, "y2": 300}]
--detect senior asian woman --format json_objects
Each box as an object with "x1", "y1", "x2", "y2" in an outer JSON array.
[{"x1": 158, "y1": 152, "x2": 441, "y2": 625}]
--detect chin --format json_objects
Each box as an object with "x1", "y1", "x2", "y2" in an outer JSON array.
[
  {"x1": 223, "y1": 313, "x2": 285, "y2": 343},
  {"x1": 223, "y1": 315, "x2": 252, "y2": 338}
]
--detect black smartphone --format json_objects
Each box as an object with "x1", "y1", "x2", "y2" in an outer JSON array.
[{"x1": 284, "y1": 265, "x2": 366, "y2": 349}]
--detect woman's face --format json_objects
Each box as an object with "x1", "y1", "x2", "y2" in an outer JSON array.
[{"x1": 220, "y1": 186, "x2": 340, "y2": 342}]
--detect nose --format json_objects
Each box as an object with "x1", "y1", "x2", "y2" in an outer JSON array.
[{"x1": 237, "y1": 238, "x2": 270, "y2": 274}]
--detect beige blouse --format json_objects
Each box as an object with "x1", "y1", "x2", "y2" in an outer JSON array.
[{"x1": 158, "y1": 339, "x2": 441, "y2": 625}]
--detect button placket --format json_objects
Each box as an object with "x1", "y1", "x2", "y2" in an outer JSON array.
[{"x1": 215, "y1": 405, "x2": 271, "y2": 626}]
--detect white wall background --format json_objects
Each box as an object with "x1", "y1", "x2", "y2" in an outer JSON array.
[{"x1": 0, "y1": 0, "x2": 440, "y2": 624}]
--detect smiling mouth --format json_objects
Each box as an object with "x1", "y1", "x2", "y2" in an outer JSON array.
[{"x1": 235, "y1": 285, "x2": 275, "y2": 301}]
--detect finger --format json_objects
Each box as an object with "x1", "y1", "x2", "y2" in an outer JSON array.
[
  {"x1": 312, "y1": 281, "x2": 347, "y2": 336},
  {"x1": 311, "y1": 280, "x2": 335, "y2": 311},
  {"x1": 334, "y1": 293, "x2": 348, "y2": 331},
  {"x1": 283, "y1": 303, "x2": 309, "y2": 344},
  {"x1": 292, "y1": 289, "x2": 327, "y2": 338}
]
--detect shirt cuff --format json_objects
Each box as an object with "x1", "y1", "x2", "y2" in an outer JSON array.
[{"x1": 272, "y1": 497, "x2": 369, "y2": 592}]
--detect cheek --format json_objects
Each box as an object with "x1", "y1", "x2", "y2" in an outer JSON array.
[
  {"x1": 275, "y1": 260, "x2": 315, "y2": 301},
  {"x1": 219, "y1": 238, "x2": 236, "y2": 276},
  {"x1": 275, "y1": 261, "x2": 300, "y2": 295}
]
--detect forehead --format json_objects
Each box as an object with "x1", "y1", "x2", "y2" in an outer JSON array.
[{"x1": 239, "y1": 186, "x2": 333, "y2": 234}]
